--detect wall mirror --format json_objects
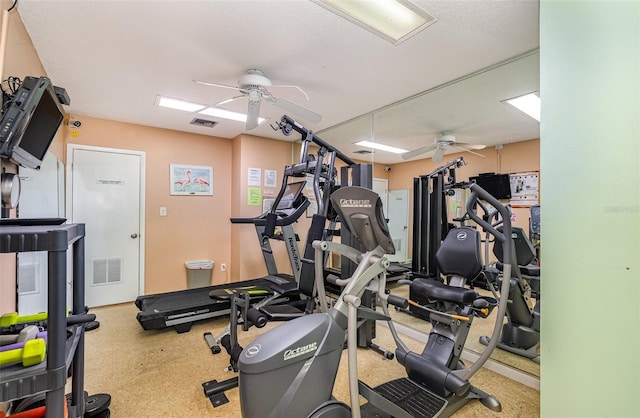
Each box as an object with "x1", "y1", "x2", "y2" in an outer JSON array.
[{"x1": 318, "y1": 51, "x2": 541, "y2": 381}]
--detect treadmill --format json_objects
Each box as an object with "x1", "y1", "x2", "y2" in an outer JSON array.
[{"x1": 135, "y1": 181, "x2": 309, "y2": 333}]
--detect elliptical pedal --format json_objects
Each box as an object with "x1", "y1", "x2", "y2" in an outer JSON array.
[{"x1": 361, "y1": 378, "x2": 447, "y2": 418}]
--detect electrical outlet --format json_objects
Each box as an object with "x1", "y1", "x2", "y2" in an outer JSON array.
[
  {"x1": 159, "y1": 207, "x2": 167, "y2": 216},
  {"x1": 220, "y1": 263, "x2": 227, "y2": 272}
]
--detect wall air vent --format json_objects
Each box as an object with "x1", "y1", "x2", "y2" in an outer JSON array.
[
  {"x1": 353, "y1": 149, "x2": 373, "y2": 155},
  {"x1": 190, "y1": 118, "x2": 218, "y2": 128},
  {"x1": 92, "y1": 257, "x2": 122, "y2": 285}
]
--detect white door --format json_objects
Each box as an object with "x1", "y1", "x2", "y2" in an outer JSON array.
[
  {"x1": 67, "y1": 145, "x2": 145, "y2": 307},
  {"x1": 17, "y1": 152, "x2": 68, "y2": 314},
  {"x1": 387, "y1": 189, "x2": 409, "y2": 263},
  {"x1": 373, "y1": 178, "x2": 388, "y2": 216}
]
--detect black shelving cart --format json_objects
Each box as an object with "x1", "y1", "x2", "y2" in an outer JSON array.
[{"x1": 0, "y1": 223, "x2": 88, "y2": 417}]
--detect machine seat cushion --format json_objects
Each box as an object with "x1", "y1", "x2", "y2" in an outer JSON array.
[
  {"x1": 410, "y1": 278, "x2": 477, "y2": 305},
  {"x1": 519, "y1": 264, "x2": 540, "y2": 276}
]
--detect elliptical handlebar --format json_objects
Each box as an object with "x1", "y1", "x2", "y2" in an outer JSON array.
[
  {"x1": 463, "y1": 182, "x2": 514, "y2": 378},
  {"x1": 467, "y1": 183, "x2": 511, "y2": 251}
]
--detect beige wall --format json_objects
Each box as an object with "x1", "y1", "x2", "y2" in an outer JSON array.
[
  {"x1": 229, "y1": 134, "x2": 294, "y2": 282},
  {"x1": 65, "y1": 116, "x2": 233, "y2": 294}
]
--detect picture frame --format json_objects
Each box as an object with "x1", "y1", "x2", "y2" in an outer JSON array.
[
  {"x1": 170, "y1": 164, "x2": 213, "y2": 195},
  {"x1": 509, "y1": 171, "x2": 539, "y2": 207}
]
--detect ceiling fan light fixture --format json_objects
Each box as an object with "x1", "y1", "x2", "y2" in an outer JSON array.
[
  {"x1": 439, "y1": 131, "x2": 455, "y2": 142},
  {"x1": 313, "y1": 0, "x2": 437, "y2": 45},
  {"x1": 503, "y1": 92, "x2": 540, "y2": 122},
  {"x1": 355, "y1": 140, "x2": 408, "y2": 154}
]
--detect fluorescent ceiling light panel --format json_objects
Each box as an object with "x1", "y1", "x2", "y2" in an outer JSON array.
[
  {"x1": 199, "y1": 107, "x2": 265, "y2": 124},
  {"x1": 156, "y1": 96, "x2": 205, "y2": 112},
  {"x1": 355, "y1": 140, "x2": 408, "y2": 154},
  {"x1": 156, "y1": 95, "x2": 264, "y2": 124},
  {"x1": 504, "y1": 92, "x2": 541, "y2": 122},
  {"x1": 313, "y1": 0, "x2": 437, "y2": 44}
]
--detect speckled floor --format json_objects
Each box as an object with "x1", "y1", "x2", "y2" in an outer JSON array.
[{"x1": 76, "y1": 302, "x2": 539, "y2": 417}]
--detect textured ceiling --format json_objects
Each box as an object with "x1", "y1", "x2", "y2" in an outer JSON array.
[{"x1": 17, "y1": 0, "x2": 540, "y2": 164}]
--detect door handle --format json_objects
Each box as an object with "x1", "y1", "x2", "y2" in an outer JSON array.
[{"x1": 131, "y1": 233, "x2": 138, "y2": 239}]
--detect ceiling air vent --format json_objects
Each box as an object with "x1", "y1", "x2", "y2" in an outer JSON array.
[
  {"x1": 353, "y1": 149, "x2": 373, "y2": 155},
  {"x1": 190, "y1": 118, "x2": 218, "y2": 128}
]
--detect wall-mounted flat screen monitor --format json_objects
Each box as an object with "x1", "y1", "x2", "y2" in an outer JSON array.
[
  {"x1": 470, "y1": 173, "x2": 512, "y2": 200},
  {"x1": 0, "y1": 76, "x2": 65, "y2": 170}
]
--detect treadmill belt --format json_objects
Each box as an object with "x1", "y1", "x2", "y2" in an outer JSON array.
[{"x1": 135, "y1": 276, "x2": 298, "y2": 332}]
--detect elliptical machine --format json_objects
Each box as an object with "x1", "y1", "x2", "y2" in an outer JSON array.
[
  {"x1": 237, "y1": 183, "x2": 514, "y2": 417},
  {"x1": 479, "y1": 205, "x2": 541, "y2": 363}
]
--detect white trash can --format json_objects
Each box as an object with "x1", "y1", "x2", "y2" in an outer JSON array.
[{"x1": 185, "y1": 260, "x2": 214, "y2": 288}]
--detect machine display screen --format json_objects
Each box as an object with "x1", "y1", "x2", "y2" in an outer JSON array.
[{"x1": 276, "y1": 181, "x2": 307, "y2": 210}]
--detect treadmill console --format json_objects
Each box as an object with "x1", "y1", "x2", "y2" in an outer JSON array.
[{"x1": 273, "y1": 181, "x2": 307, "y2": 216}]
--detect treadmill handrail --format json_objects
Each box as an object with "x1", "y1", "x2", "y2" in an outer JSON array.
[{"x1": 230, "y1": 197, "x2": 310, "y2": 227}]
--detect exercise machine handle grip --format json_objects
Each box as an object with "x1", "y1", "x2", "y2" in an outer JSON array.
[
  {"x1": 326, "y1": 273, "x2": 351, "y2": 287},
  {"x1": 386, "y1": 294, "x2": 409, "y2": 309},
  {"x1": 326, "y1": 274, "x2": 341, "y2": 286},
  {"x1": 67, "y1": 313, "x2": 96, "y2": 325},
  {"x1": 246, "y1": 308, "x2": 267, "y2": 329}
]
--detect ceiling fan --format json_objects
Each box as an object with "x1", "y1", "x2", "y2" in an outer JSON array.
[
  {"x1": 402, "y1": 131, "x2": 486, "y2": 162},
  {"x1": 194, "y1": 69, "x2": 322, "y2": 131}
]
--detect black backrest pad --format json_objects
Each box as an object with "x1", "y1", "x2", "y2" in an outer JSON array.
[
  {"x1": 493, "y1": 226, "x2": 536, "y2": 266},
  {"x1": 330, "y1": 186, "x2": 395, "y2": 254},
  {"x1": 436, "y1": 227, "x2": 483, "y2": 279},
  {"x1": 530, "y1": 204, "x2": 540, "y2": 235}
]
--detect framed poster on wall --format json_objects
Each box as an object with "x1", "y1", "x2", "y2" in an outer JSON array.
[
  {"x1": 509, "y1": 171, "x2": 539, "y2": 207},
  {"x1": 170, "y1": 164, "x2": 213, "y2": 195}
]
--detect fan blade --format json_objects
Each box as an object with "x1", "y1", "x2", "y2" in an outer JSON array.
[
  {"x1": 269, "y1": 84, "x2": 310, "y2": 101},
  {"x1": 215, "y1": 95, "x2": 245, "y2": 107},
  {"x1": 452, "y1": 144, "x2": 486, "y2": 158},
  {"x1": 246, "y1": 99, "x2": 261, "y2": 131},
  {"x1": 456, "y1": 142, "x2": 486, "y2": 150},
  {"x1": 401, "y1": 143, "x2": 438, "y2": 160},
  {"x1": 193, "y1": 79, "x2": 241, "y2": 92},
  {"x1": 274, "y1": 97, "x2": 322, "y2": 123},
  {"x1": 432, "y1": 147, "x2": 446, "y2": 163}
]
